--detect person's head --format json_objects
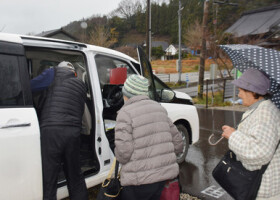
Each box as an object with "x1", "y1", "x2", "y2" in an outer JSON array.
[
  {"x1": 58, "y1": 61, "x2": 75, "y2": 73},
  {"x1": 232, "y1": 68, "x2": 270, "y2": 106},
  {"x1": 122, "y1": 74, "x2": 149, "y2": 100}
]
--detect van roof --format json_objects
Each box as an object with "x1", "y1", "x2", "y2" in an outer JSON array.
[{"x1": 0, "y1": 32, "x2": 139, "y2": 63}]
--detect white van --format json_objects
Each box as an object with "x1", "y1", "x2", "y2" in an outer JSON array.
[{"x1": 0, "y1": 33, "x2": 199, "y2": 200}]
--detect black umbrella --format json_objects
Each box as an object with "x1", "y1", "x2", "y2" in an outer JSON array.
[{"x1": 219, "y1": 44, "x2": 280, "y2": 109}]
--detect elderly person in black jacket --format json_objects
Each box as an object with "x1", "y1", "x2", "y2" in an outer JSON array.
[{"x1": 31, "y1": 61, "x2": 88, "y2": 200}]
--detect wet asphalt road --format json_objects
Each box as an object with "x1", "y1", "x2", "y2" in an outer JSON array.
[{"x1": 179, "y1": 108, "x2": 244, "y2": 200}]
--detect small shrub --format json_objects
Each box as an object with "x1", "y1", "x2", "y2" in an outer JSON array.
[{"x1": 193, "y1": 91, "x2": 232, "y2": 107}]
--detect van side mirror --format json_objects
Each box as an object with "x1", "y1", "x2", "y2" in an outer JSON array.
[{"x1": 160, "y1": 89, "x2": 175, "y2": 102}]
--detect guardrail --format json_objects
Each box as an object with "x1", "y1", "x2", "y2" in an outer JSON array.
[{"x1": 155, "y1": 74, "x2": 170, "y2": 82}]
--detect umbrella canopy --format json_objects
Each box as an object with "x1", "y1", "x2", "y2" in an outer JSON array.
[{"x1": 219, "y1": 44, "x2": 280, "y2": 109}]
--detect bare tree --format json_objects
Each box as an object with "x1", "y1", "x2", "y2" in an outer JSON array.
[
  {"x1": 110, "y1": 0, "x2": 144, "y2": 19},
  {"x1": 88, "y1": 25, "x2": 118, "y2": 48},
  {"x1": 26, "y1": 32, "x2": 36, "y2": 36},
  {"x1": 183, "y1": 20, "x2": 203, "y2": 53},
  {"x1": 115, "y1": 46, "x2": 138, "y2": 59}
]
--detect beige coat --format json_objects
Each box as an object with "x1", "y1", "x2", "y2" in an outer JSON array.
[
  {"x1": 114, "y1": 95, "x2": 183, "y2": 186},
  {"x1": 229, "y1": 100, "x2": 280, "y2": 198}
]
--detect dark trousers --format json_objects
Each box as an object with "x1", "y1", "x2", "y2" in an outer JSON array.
[
  {"x1": 41, "y1": 126, "x2": 88, "y2": 200},
  {"x1": 121, "y1": 181, "x2": 165, "y2": 200}
]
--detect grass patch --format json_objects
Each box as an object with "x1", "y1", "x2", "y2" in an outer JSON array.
[
  {"x1": 165, "y1": 82, "x2": 186, "y2": 88},
  {"x1": 193, "y1": 91, "x2": 232, "y2": 107}
]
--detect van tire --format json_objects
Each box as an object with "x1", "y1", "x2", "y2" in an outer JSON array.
[{"x1": 176, "y1": 124, "x2": 190, "y2": 164}]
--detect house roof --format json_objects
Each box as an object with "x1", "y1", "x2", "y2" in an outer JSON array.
[
  {"x1": 151, "y1": 41, "x2": 169, "y2": 50},
  {"x1": 173, "y1": 44, "x2": 190, "y2": 50},
  {"x1": 125, "y1": 43, "x2": 139, "y2": 48},
  {"x1": 225, "y1": 4, "x2": 280, "y2": 37},
  {"x1": 36, "y1": 28, "x2": 77, "y2": 41}
]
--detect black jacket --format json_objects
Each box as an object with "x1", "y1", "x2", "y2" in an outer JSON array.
[{"x1": 39, "y1": 67, "x2": 86, "y2": 128}]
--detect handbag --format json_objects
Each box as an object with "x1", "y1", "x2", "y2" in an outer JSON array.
[
  {"x1": 212, "y1": 150, "x2": 267, "y2": 200},
  {"x1": 160, "y1": 178, "x2": 180, "y2": 200},
  {"x1": 97, "y1": 158, "x2": 122, "y2": 200}
]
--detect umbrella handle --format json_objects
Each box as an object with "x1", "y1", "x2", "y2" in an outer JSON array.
[{"x1": 208, "y1": 134, "x2": 224, "y2": 146}]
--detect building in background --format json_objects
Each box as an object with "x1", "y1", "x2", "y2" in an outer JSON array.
[
  {"x1": 165, "y1": 44, "x2": 191, "y2": 60},
  {"x1": 225, "y1": 4, "x2": 280, "y2": 49},
  {"x1": 37, "y1": 28, "x2": 77, "y2": 42}
]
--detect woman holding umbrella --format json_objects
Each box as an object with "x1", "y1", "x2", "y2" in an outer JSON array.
[{"x1": 222, "y1": 68, "x2": 280, "y2": 200}]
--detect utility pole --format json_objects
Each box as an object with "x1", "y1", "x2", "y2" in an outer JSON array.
[
  {"x1": 212, "y1": 1, "x2": 237, "y2": 60},
  {"x1": 213, "y1": 3, "x2": 218, "y2": 60},
  {"x1": 197, "y1": 0, "x2": 209, "y2": 99},
  {"x1": 146, "y1": 0, "x2": 151, "y2": 60},
  {"x1": 149, "y1": 0, "x2": 152, "y2": 61},
  {"x1": 178, "y1": 0, "x2": 183, "y2": 83}
]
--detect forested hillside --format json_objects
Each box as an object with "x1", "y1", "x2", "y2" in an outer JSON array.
[{"x1": 62, "y1": 0, "x2": 279, "y2": 48}]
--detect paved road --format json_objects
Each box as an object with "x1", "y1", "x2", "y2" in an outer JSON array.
[{"x1": 179, "y1": 107, "x2": 244, "y2": 200}]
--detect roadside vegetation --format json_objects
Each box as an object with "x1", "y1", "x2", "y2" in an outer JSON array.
[
  {"x1": 165, "y1": 82, "x2": 232, "y2": 107},
  {"x1": 193, "y1": 91, "x2": 232, "y2": 107},
  {"x1": 151, "y1": 58, "x2": 233, "y2": 74},
  {"x1": 165, "y1": 82, "x2": 187, "y2": 88}
]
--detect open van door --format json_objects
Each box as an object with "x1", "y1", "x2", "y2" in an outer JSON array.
[
  {"x1": 0, "y1": 42, "x2": 42, "y2": 199},
  {"x1": 137, "y1": 47, "x2": 176, "y2": 103},
  {"x1": 137, "y1": 47, "x2": 159, "y2": 101}
]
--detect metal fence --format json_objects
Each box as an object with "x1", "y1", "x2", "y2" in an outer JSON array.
[
  {"x1": 205, "y1": 77, "x2": 238, "y2": 108},
  {"x1": 155, "y1": 74, "x2": 171, "y2": 82}
]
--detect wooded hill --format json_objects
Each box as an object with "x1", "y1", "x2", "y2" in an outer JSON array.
[{"x1": 62, "y1": 0, "x2": 279, "y2": 48}]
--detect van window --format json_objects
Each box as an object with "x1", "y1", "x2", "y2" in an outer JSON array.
[
  {"x1": 0, "y1": 54, "x2": 24, "y2": 106},
  {"x1": 95, "y1": 55, "x2": 136, "y2": 121},
  {"x1": 95, "y1": 55, "x2": 134, "y2": 89}
]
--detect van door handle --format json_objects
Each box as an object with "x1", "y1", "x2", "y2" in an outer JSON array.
[{"x1": 0, "y1": 122, "x2": 31, "y2": 129}]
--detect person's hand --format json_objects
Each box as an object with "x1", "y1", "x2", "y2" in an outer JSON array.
[{"x1": 222, "y1": 125, "x2": 236, "y2": 139}]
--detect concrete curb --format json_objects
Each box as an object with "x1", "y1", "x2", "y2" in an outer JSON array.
[{"x1": 195, "y1": 104, "x2": 248, "y2": 112}]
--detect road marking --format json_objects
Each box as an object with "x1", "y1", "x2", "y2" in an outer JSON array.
[{"x1": 201, "y1": 185, "x2": 226, "y2": 199}]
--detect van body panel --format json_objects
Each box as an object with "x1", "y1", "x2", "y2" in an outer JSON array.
[
  {"x1": 0, "y1": 108, "x2": 42, "y2": 199},
  {"x1": 57, "y1": 171, "x2": 108, "y2": 199},
  {"x1": 85, "y1": 50, "x2": 115, "y2": 163},
  {"x1": 161, "y1": 103, "x2": 199, "y2": 144}
]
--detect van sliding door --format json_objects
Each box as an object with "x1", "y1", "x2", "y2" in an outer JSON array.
[{"x1": 0, "y1": 42, "x2": 42, "y2": 199}]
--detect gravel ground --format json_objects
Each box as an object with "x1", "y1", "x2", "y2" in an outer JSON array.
[{"x1": 180, "y1": 193, "x2": 201, "y2": 200}]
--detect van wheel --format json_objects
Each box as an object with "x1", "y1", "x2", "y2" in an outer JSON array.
[{"x1": 176, "y1": 124, "x2": 190, "y2": 164}]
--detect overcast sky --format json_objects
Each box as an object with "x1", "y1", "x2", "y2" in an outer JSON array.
[{"x1": 1, "y1": 0, "x2": 123, "y2": 35}]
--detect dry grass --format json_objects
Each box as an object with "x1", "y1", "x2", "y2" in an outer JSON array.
[{"x1": 151, "y1": 58, "x2": 232, "y2": 74}]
